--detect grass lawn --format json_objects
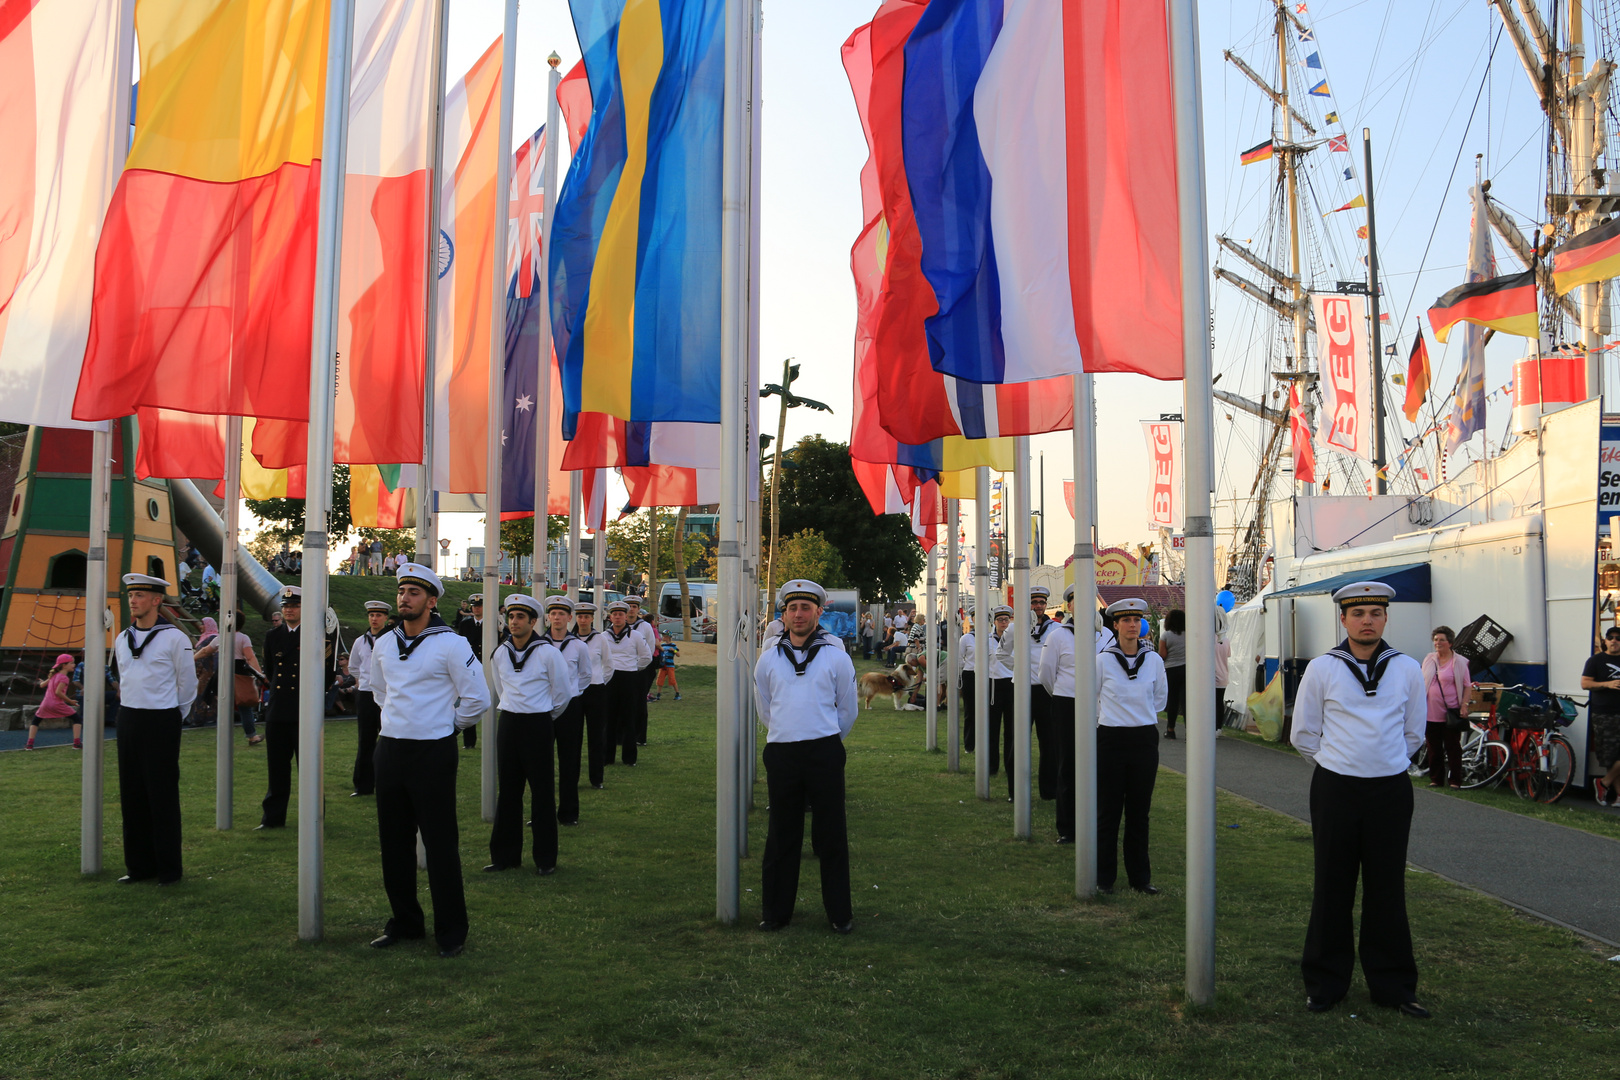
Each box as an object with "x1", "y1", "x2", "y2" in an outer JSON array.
[{"x1": 3, "y1": 665, "x2": 1617, "y2": 1079}]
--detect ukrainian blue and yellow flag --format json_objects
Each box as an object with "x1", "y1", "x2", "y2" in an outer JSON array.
[{"x1": 549, "y1": 0, "x2": 725, "y2": 431}]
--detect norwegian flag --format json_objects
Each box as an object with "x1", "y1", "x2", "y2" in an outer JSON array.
[{"x1": 508, "y1": 126, "x2": 547, "y2": 298}]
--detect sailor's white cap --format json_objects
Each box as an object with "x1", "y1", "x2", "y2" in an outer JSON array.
[
  {"x1": 544, "y1": 595, "x2": 574, "y2": 614},
  {"x1": 467, "y1": 593, "x2": 484, "y2": 604},
  {"x1": 625, "y1": 594, "x2": 643, "y2": 606},
  {"x1": 1105, "y1": 597, "x2": 1150, "y2": 618},
  {"x1": 1063, "y1": 583, "x2": 1076, "y2": 602},
  {"x1": 992, "y1": 605, "x2": 1014, "y2": 619},
  {"x1": 363, "y1": 601, "x2": 392, "y2": 613},
  {"x1": 1333, "y1": 581, "x2": 1395, "y2": 608},
  {"x1": 607, "y1": 600, "x2": 630, "y2": 613},
  {"x1": 395, "y1": 562, "x2": 443, "y2": 597},
  {"x1": 573, "y1": 601, "x2": 597, "y2": 615},
  {"x1": 777, "y1": 579, "x2": 826, "y2": 607},
  {"x1": 503, "y1": 594, "x2": 541, "y2": 617},
  {"x1": 279, "y1": 586, "x2": 303, "y2": 605},
  {"x1": 122, "y1": 573, "x2": 169, "y2": 594},
  {"x1": 1029, "y1": 586, "x2": 1050, "y2": 600}
]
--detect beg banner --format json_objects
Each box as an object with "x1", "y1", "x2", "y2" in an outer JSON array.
[{"x1": 1141, "y1": 420, "x2": 1183, "y2": 532}]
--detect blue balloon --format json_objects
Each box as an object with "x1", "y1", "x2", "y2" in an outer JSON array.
[{"x1": 1217, "y1": 590, "x2": 1236, "y2": 612}]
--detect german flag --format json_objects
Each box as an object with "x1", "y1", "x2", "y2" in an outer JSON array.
[
  {"x1": 1240, "y1": 139, "x2": 1274, "y2": 166},
  {"x1": 1427, "y1": 270, "x2": 1538, "y2": 343},
  {"x1": 1552, "y1": 218, "x2": 1620, "y2": 295}
]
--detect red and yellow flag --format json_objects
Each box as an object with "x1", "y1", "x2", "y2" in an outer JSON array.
[{"x1": 1427, "y1": 269, "x2": 1538, "y2": 343}]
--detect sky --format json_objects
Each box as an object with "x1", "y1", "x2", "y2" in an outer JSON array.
[{"x1": 249, "y1": 1, "x2": 1581, "y2": 583}]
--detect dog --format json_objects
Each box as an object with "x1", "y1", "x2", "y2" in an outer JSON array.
[{"x1": 858, "y1": 663, "x2": 923, "y2": 710}]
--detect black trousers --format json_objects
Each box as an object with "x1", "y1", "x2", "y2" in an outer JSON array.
[
  {"x1": 960, "y1": 671, "x2": 976, "y2": 752},
  {"x1": 1097, "y1": 725, "x2": 1158, "y2": 889},
  {"x1": 375, "y1": 734, "x2": 467, "y2": 949},
  {"x1": 1032, "y1": 684, "x2": 1055, "y2": 800},
  {"x1": 352, "y1": 690, "x2": 381, "y2": 794},
  {"x1": 607, "y1": 669, "x2": 640, "y2": 765},
  {"x1": 1302, "y1": 767, "x2": 1418, "y2": 1005},
  {"x1": 116, "y1": 707, "x2": 184, "y2": 881},
  {"x1": 1215, "y1": 686, "x2": 1227, "y2": 729},
  {"x1": 261, "y1": 716, "x2": 298, "y2": 827},
  {"x1": 636, "y1": 663, "x2": 654, "y2": 743},
  {"x1": 761, "y1": 735, "x2": 852, "y2": 926},
  {"x1": 553, "y1": 695, "x2": 585, "y2": 823},
  {"x1": 1052, "y1": 695, "x2": 1076, "y2": 840},
  {"x1": 489, "y1": 710, "x2": 557, "y2": 871},
  {"x1": 1164, "y1": 665, "x2": 1186, "y2": 731},
  {"x1": 987, "y1": 677, "x2": 1013, "y2": 784},
  {"x1": 463, "y1": 710, "x2": 477, "y2": 750},
  {"x1": 582, "y1": 684, "x2": 608, "y2": 786}
]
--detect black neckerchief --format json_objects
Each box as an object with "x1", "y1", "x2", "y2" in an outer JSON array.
[
  {"x1": 1032, "y1": 615, "x2": 1052, "y2": 641},
  {"x1": 542, "y1": 631, "x2": 579, "y2": 656},
  {"x1": 609, "y1": 625, "x2": 635, "y2": 643},
  {"x1": 123, "y1": 618, "x2": 176, "y2": 659},
  {"x1": 1105, "y1": 643, "x2": 1151, "y2": 680},
  {"x1": 503, "y1": 635, "x2": 544, "y2": 672},
  {"x1": 577, "y1": 629, "x2": 598, "y2": 643},
  {"x1": 362, "y1": 631, "x2": 377, "y2": 650},
  {"x1": 392, "y1": 614, "x2": 452, "y2": 661},
  {"x1": 777, "y1": 627, "x2": 836, "y2": 676},
  {"x1": 1326, "y1": 638, "x2": 1401, "y2": 697}
]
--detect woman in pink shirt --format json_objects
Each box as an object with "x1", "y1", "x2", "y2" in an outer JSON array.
[
  {"x1": 1421, "y1": 626, "x2": 1473, "y2": 788},
  {"x1": 28, "y1": 653, "x2": 81, "y2": 750}
]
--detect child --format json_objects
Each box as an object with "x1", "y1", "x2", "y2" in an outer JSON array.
[
  {"x1": 654, "y1": 633, "x2": 681, "y2": 702},
  {"x1": 29, "y1": 653, "x2": 82, "y2": 749}
]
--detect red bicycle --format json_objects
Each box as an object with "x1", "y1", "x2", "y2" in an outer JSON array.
[{"x1": 1497, "y1": 686, "x2": 1579, "y2": 804}]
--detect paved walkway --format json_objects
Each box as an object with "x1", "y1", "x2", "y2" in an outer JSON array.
[{"x1": 1158, "y1": 732, "x2": 1620, "y2": 947}]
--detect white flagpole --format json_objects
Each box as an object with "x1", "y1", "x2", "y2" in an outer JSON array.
[
  {"x1": 416, "y1": 0, "x2": 451, "y2": 565},
  {"x1": 1011, "y1": 441, "x2": 1032, "y2": 837},
  {"x1": 739, "y1": 0, "x2": 763, "y2": 847},
  {"x1": 1169, "y1": 0, "x2": 1218, "y2": 1005},
  {"x1": 82, "y1": 0, "x2": 138, "y2": 876},
  {"x1": 217, "y1": 416, "x2": 242, "y2": 830},
  {"x1": 946, "y1": 498, "x2": 960, "y2": 771},
  {"x1": 716, "y1": 0, "x2": 751, "y2": 923},
  {"x1": 568, "y1": 474, "x2": 583, "y2": 595},
  {"x1": 298, "y1": 0, "x2": 358, "y2": 942},
  {"x1": 532, "y1": 56, "x2": 563, "y2": 599},
  {"x1": 973, "y1": 467, "x2": 990, "y2": 800},
  {"x1": 482, "y1": 0, "x2": 520, "y2": 823},
  {"x1": 925, "y1": 546, "x2": 938, "y2": 749},
  {"x1": 1072, "y1": 374, "x2": 1099, "y2": 896}
]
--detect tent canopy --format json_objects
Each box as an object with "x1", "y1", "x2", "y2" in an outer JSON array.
[{"x1": 1264, "y1": 562, "x2": 1431, "y2": 603}]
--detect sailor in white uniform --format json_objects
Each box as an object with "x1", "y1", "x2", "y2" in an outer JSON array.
[
  {"x1": 604, "y1": 601, "x2": 652, "y2": 766},
  {"x1": 1027, "y1": 585, "x2": 1059, "y2": 800},
  {"x1": 1039, "y1": 584, "x2": 1079, "y2": 843},
  {"x1": 485, "y1": 594, "x2": 572, "y2": 875},
  {"x1": 754, "y1": 579, "x2": 858, "y2": 934},
  {"x1": 1291, "y1": 581, "x2": 1429, "y2": 1018},
  {"x1": 626, "y1": 595, "x2": 659, "y2": 746},
  {"x1": 348, "y1": 600, "x2": 392, "y2": 797},
  {"x1": 367, "y1": 563, "x2": 490, "y2": 958},
  {"x1": 987, "y1": 606, "x2": 1015, "y2": 797},
  {"x1": 541, "y1": 596, "x2": 592, "y2": 826},
  {"x1": 572, "y1": 602, "x2": 613, "y2": 789},
  {"x1": 957, "y1": 612, "x2": 977, "y2": 753},
  {"x1": 1094, "y1": 597, "x2": 1168, "y2": 894},
  {"x1": 112, "y1": 574, "x2": 196, "y2": 885}
]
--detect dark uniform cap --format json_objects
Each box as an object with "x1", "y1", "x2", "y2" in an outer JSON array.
[{"x1": 280, "y1": 586, "x2": 302, "y2": 606}]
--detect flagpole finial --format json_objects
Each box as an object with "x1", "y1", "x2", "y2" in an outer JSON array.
[{"x1": 548, "y1": 51, "x2": 562, "y2": 68}]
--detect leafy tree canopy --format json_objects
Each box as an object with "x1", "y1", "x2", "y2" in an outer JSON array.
[
  {"x1": 773, "y1": 528, "x2": 847, "y2": 589},
  {"x1": 246, "y1": 464, "x2": 354, "y2": 547},
  {"x1": 606, "y1": 510, "x2": 707, "y2": 591}
]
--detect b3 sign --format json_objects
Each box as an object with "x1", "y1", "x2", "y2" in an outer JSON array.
[
  {"x1": 1141, "y1": 421, "x2": 1183, "y2": 531},
  {"x1": 1311, "y1": 293, "x2": 1373, "y2": 461}
]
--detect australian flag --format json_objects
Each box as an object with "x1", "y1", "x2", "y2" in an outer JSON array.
[{"x1": 501, "y1": 125, "x2": 549, "y2": 515}]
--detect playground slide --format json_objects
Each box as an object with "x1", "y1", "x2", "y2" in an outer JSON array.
[{"x1": 169, "y1": 479, "x2": 283, "y2": 619}]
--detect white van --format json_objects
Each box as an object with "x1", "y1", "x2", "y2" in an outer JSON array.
[{"x1": 658, "y1": 580, "x2": 717, "y2": 643}]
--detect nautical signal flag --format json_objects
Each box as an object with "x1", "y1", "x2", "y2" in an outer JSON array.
[
  {"x1": 1309, "y1": 79, "x2": 1331, "y2": 96},
  {"x1": 1551, "y1": 217, "x2": 1620, "y2": 295},
  {"x1": 1356, "y1": 225, "x2": 1368, "y2": 239},
  {"x1": 1289, "y1": 382, "x2": 1316, "y2": 485},
  {"x1": 1327, "y1": 134, "x2": 1349, "y2": 152},
  {"x1": 1402, "y1": 332, "x2": 1431, "y2": 422},
  {"x1": 1427, "y1": 270, "x2": 1539, "y2": 342},
  {"x1": 1241, "y1": 140, "x2": 1275, "y2": 165},
  {"x1": 1326, "y1": 194, "x2": 1365, "y2": 215},
  {"x1": 1299, "y1": 28, "x2": 1315, "y2": 42},
  {"x1": 1305, "y1": 52, "x2": 1321, "y2": 68},
  {"x1": 551, "y1": 0, "x2": 725, "y2": 428},
  {"x1": 1325, "y1": 110, "x2": 1338, "y2": 123}
]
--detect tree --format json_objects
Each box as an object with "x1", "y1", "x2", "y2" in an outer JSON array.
[
  {"x1": 357, "y1": 528, "x2": 416, "y2": 558},
  {"x1": 494, "y1": 515, "x2": 568, "y2": 587},
  {"x1": 760, "y1": 359, "x2": 833, "y2": 599},
  {"x1": 246, "y1": 464, "x2": 354, "y2": 547},
  {"x1": 768, "y1": 435, "x2": 923, "y2": 602},
  {"x1": 605, "y1": 510, "x2": 705, "y2": 592},
  {"x1": 674, "y1": 506, "x2": 692, "y2": 640},
  {"x1": 773, "y1": 529, "x2": 847, "y2": 589},
  {"x1": 245, "y1": 530, "x2": 287, "y2": 569}
]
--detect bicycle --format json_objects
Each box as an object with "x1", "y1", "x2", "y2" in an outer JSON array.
[
  {"x1": 1496, "y1": 686, "x2": 1580, "y2": 804},
  {"x1": 1407, "y1": 721, "x2": 1512, "y2": 790}
]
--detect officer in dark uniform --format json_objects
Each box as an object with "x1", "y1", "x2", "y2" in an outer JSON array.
[
  {"x1": 257, "y1": 586, "x2": 335, "y2": 829},
  {"x1": 456, "y1": 594, "x2": 495, "y2": 749}
]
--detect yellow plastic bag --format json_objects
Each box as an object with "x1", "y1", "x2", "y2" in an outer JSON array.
[{"x1": 1247, "y1": 671, "x2": 1286, "y2": 743}]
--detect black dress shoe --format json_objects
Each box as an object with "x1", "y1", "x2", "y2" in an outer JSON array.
[
  {"x1": 592, "y1": 783, "x2": 605, "y2": 790},
  {"x1": 831, "y1": 920, "x2": 853, "y2": 935},
  {"x1": 757, "y1": 919, "x2": 786, "y2": 932},
  {"x1": 1306, "y1": 996, "x2": 1339, "y2": 1013},
  {"x1": 369, "y1": 932, "x2": 422, "y2": 949},
  {"x1": 1395, "y1": 1001, "x2": 1432, "y2": 1019},
  {"x1": 482, "y1": 863, "x2": 512, "y2": 873},
  {"x1": 1095, "y1": 885, "x2": 1115, "y2": 895},
  {"x1": 1056, "y1": 835, "x2": 1074, "y2": 845},
  {"x1": 439, "y1": 944, "x2": 465, "y2": 958},
  {"x1": 117, "y1": 874, "x2": 154, "y2": 884},
  {"x1": 560, "y1": 820, "x2": 580, "y2": 827},
  {"x1": 536, "y1": 866, "x2": 557, "y2": 876},
  {"x1": 349, "y1": 791, "x2": 370, "y2": 797},
  {"x1": 1132, "y1": 885, "x2": 1161, "y2": 896},
  {"x1": 254, "y1": 823, "x2": 283, "y2": 830}
]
